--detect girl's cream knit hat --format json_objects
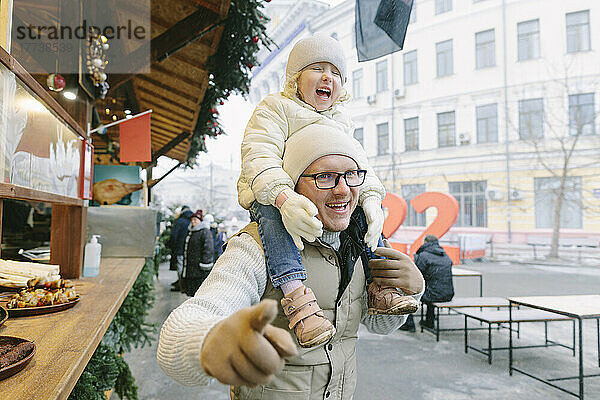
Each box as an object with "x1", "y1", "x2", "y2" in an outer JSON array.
[{"x1": 285, "y1": 33, "x2": 347, "y2": 84}]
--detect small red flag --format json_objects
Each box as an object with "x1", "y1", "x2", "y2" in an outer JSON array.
[{"x1": 119, "y1": 112, "x2": 151, "y2": 162}]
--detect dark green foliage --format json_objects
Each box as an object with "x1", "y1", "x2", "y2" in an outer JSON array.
[
  {"x1": 70, "y1": 259, "x2": 157, "y2": 399},
  {"x1": 114, "y1": 356, "x2": 138, "y2": 400},
  {"x1": 103, "y1": 260, "x2": 158, "y2": 353},
  {"x1": 69, "y1": 371, "x2": 107, "y2": 400},
  {"x1": 68, "y1": 344, "x2": 122, "y2": 400},
  {"x1": 153, "y1": 205, "x2": 180, "y2": 275},
  {"x1": 187, "y1": 0, "x2": 274, "y2": 161}
]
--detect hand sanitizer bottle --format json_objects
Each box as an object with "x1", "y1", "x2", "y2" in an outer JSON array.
[{"x1": 83, "y1": 235, "x2": 102, "y2": 277}]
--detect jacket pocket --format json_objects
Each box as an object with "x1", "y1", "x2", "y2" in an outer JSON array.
[{"x1": 261, "y1": 365, "x2": 312, "y2": 400}]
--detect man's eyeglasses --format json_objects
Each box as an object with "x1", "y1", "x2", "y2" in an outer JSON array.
[{"x1": 300, "y1": 169, "x2": 367, "y2": 189}]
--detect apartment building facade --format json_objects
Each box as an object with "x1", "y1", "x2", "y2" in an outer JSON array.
[{"x1": 250, "y1": 0, "x2": 600, "y2": 244}]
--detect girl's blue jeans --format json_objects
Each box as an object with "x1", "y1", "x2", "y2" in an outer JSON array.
[{"x1": 250, "y1": 202, "x2": 305, "y2": 287}]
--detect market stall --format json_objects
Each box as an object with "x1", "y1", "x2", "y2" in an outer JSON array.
[
  {"x1": 0, "y1": 258, "x2": 144, "y2": 399},
  {"x1": 0, "y1": 0, "x2": 270, "y2": 396}
]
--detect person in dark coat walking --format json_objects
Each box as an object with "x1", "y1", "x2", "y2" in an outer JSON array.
[
  {"x1": 182, "y1": 210, "x2": 215, "y2": 296},
  {"x1": 401, "y1": 234, "x2": 454, "y2": 331},
  {"x1": 169, "y1": 207, "x2": 193, "y2": 289},
  {"x1": 203, "y1": 214, "x2": 223, "y2": 262}
]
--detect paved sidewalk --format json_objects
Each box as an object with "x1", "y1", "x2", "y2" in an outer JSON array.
[{"x1": 121, "y1": 260, "x2": 600, "y2": 399}]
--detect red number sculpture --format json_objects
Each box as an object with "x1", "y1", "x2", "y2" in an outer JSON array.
[
  {"x1": 408, "y1": 192, "x2": 459, "y2": 256},
  {"x1": 382, "y1": 193, "x2": 407, "y2": 238}
]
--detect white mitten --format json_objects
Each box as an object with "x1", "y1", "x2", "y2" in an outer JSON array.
[
  {"x1": 277, "y1": 189, "x2": 323, "y2": 250},
  {"x1": 362, "y1": 196, "x2": 384, "y2": 251}
]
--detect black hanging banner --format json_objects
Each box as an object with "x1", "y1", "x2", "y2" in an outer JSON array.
[{"x1": 355, "y1": 0, "x2": 413, "y2": 62}]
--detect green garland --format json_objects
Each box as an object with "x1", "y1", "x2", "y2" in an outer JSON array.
[
  {"x1": 102, "y1": 260, "x2": 158, "y2": 353},
  {"x1": 69, "y1": 259, "x2": 157, "y2": 400},
  {"x1": 153, "y1": 207, "x2": 178, "y2": 276},
  {"x1": 187, "y1": 0, "x2": 275, "y2": 161},
  {"x1": 69, "y1": 205, "x2": 188, "y2": 399}
]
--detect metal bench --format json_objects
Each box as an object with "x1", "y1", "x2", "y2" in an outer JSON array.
[
  {"x1": 462, "y1": 308, "x2": 575, "y2": 364},
  {"x1": 422, "y1": 297, "x2": 510, "y2": 341}
]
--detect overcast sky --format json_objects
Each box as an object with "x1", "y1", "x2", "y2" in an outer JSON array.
[{"x1": 152, "y1": 0, "x2": 347, "y2": 205}]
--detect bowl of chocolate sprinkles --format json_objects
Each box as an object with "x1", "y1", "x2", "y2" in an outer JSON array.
[{"x1": 0, "y1": 336, "x2": 36, "y2": 380}]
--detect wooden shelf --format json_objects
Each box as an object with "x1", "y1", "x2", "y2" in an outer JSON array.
[
  {"x1": 0, "y1": 257, "x2": 145, "y2": 399},
  {"x1": 0, "y1": 183, "x2": 83, "y2": 206}
]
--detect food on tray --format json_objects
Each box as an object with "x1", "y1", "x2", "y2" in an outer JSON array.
[
  {"x1": 0, "y1": 259, "x2": 61, "y2": 288},
  {"x1": 6, "y1": 279, "x2": 78, "y2": 309},
  {"x1": 0, "y1": 343, "x2": 13, "y2": 357},
  {"x1": 26, "y1": 277, "x2": 73, "y2": 290},
  {"x1": 0, "y1": 341, "x2": 35, "y2": 369}
]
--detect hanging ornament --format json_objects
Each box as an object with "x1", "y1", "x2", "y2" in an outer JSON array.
[
  {"x1": 47, "y1": 74, "x2": 66, "y2": 92},
  {"x1": 252, "y1": 36, "x2": 259, "y2": 44},
  {"x1": 247, "y1": 62, "x2": 253, "y2": 69},
  {"x1": 210, "y1": 108, "x2": 217, "y2": 114},
  {"x1": 87, "y1": 30, "x2": 109, "y2": 88},
  {"x1": 265, "y1": 0, "x2": 271, "y2": 2},
  {"x1": 220, "y1": 100, "x2": 224, "y2": 105}
]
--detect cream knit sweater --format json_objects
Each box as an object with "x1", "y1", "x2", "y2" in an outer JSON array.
[{"x1": 157, "y1": 233, "x2": 422, "y2": 387}]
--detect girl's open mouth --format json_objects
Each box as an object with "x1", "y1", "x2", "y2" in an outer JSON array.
[{"x1": 316, "y1": 88, "x2": 331, "y2": 99}]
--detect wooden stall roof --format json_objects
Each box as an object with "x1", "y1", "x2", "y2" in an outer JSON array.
[{"x1": 93, "y1": 0, "x2": 230, "y2": 163}]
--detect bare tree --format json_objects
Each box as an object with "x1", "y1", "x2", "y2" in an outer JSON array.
[{"x1": 518, "y1": 65, "x2": 599, "y2": 258}]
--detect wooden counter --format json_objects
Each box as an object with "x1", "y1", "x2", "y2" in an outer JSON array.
[{"x1": 0, "y1": 257, "x2": 145, "y2": 400}]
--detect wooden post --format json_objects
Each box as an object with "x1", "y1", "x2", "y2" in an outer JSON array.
[{"x1": 50, "y1": 205, "x2": 87, "y2": 278}]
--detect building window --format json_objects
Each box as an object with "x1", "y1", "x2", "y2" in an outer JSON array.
[
  {"x1": 354, "y1": 127, "x2": 364, "y2": 146},
  {"x1": 435, "y1": 0, "x2": 452, "y2": 15},
  {"x1": 519, "y1": 98, "x2": 544, "y2": 139},
  {"x1": 404, "y1": 117, "x2": 419, "y2": 151},
  {"x1": 377, "y1": 123, "x2": 389, "y2": 155},
  {"x1": 352, "y1": 69, "x2": 363, "y2": 99},
  {"x1": 436, "y1": 39, "x2": 453, "y2": 77},
  {"x1": 566, "y1": 10, "x2": 590, "y2": 53},
  {"x1": 569, "y1": 93, "x2": 595, "y2": 136},
  {"x1": 403, "y1": 50, "x2": 418, "y2": 85},
  {"x1": 376, "y1": 60, "x2": 388, "y2": 93},
  {"x1": 437, "y1": 111, "x2": 455, "y2": 147},
  {"x1": 402, "y1": 184, "x2": 426, "y2": 226},
  {"x1": 449, "y1": 181, "x2": 487, "y2": 227},
  {"x1": 517, "y1": 19, "x2": 540, "y2": 61},
  {"x1": 476, "y1": 103, "x2": 498, "y2": 143},
  {"x1": 475, "y1": 29, "x2": 495, "y2": 69},
  {"x1": 409, "y1": 3, "x2": 416, "y2": 23},
  {"x1": 534, "y1": 176, "x2": 582, "y2": 229}
]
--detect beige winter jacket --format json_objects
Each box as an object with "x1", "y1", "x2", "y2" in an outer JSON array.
[
  {"x1": 237, "y1": 93, "x2": 386, "y2": 209},
  {"x1": 156, "y1": 226, "x2": 418, "y2": 393},
  {"x1": 231, "y1": 223, "x2": 367, "y2": 400}
]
